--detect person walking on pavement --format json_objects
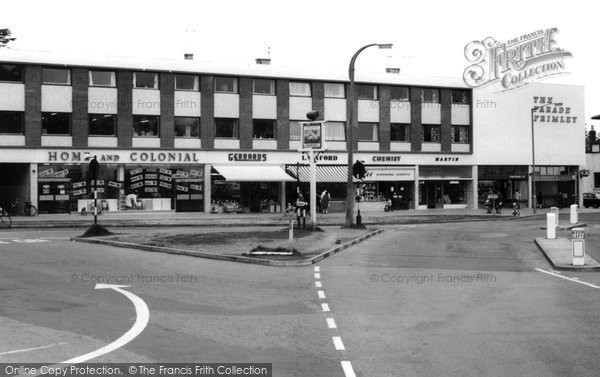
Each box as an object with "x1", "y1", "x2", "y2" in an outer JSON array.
[
  {"x1": 295, "y1": 193, "x2": 307, "y2": 229},
  {"x1": 537, "y1": 192, "x2": 544, "y2": 209},
  {"x1": 320, "y1": 189, "x2": 330, "y2": 214}
]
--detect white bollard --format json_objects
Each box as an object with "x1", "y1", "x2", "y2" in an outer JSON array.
[
  {"x1": 546, "y1": 213, "x2": 556, "y2": 239},
  {"x1": 550, "y1": 206, "x2": 559, "y2": 227},
  {"x1": 570, "y1": 204, "x2": 578, "y2": 225}
]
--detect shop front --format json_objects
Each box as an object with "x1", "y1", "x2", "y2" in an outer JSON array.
[
  {"x1": 362, "y1": 167, "x2": 415, "y2": 210},
  {"x1": 477, "y1": 165, "x2": 529, "y2": 207},
  {"x1": 534, "y1": 166, "x2": 578, "y2": 208},
  {"x1": 418, "y1": 166, "x2": 473, "y2": 209}
]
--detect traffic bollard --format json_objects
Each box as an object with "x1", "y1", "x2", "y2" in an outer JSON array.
[
  {"x1": 570, "y1": 204, "x2": 578, "y2": 225},
  {"x1": 550, "y1": 206, "x2": 559, "y2": 227},
  {"x1": 571, "y1": 228, "x2": 585, "y2": 266},
  {"x1": 546, "y1": 213, "x2": 556, "y2": 239}
]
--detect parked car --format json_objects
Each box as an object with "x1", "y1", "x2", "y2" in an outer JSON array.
[{"x1": 583, "y1": 193, "x2": 600, "y2": 208}]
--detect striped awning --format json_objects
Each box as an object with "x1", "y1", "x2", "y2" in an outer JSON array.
[{"x1": 288, "y1": 165, "x2": 360, "y2": 183}]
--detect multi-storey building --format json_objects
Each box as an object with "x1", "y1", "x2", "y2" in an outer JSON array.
[{"x1": 0, "y1": 50, "x2": 586, "y2": 214}]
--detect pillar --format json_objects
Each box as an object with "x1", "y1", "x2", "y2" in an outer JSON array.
[
  {"x1": 29, "y1": 163, "x2": 38, "y2": 210},
  {"x1": 472, "y1": 165, "x2": 478, "y2": 210},
  {"x1": 204, "y1": 164, "x2": 212, "y2": 214},
  {"x1": 414, "y1": 165, "x2": 420, "y2": 210}
]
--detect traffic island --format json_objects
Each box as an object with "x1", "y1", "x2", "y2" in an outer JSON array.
[
  {"x1": 534, "y1": 237, "x2": 600, "y2": 271},
  {"x1": 71, "y1": 226, "x2": 384, "y2": 267}
]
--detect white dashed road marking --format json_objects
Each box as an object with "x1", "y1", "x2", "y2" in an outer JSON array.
[
  {"x1": 326, "y1": 318, "x2": 337, "y2": 329},
  {"x1": 0, "y1": 342, "x2": 68, "y2": 356},
  {"x1": 341, "y1": 361, "x2": 357, "y2": 377},
  {"x1": 314, "y1": 273, "x2": 321, "y2": 279},
  {"x1": 535, "y1": 268, "x2": 600, "y2": 289},
  {"x1": 317, "y1": 290, "x2": 326, "y2": 299},
  {"x1": 314, "y1": 266, "x2": 320, "y2": 272},
  {"x1": 315, "y1": 281, "x2": 322, "y2": 288},
  {"x1": 321, "y1": 303, "x2": 330, "y2": 312},
  {"x1": 332, "y1": 336, "x2": 346, "y2": 351}
]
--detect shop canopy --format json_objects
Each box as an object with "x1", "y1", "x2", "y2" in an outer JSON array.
[
  {"x1": 289, "y1": 165, "x2": 360, "y2": 183},
  {"x1": 213, "y1": 165, "x2": 295, "y2": 182}
]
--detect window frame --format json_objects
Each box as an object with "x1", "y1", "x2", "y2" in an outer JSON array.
[
  {"x1": 132, "y1": 115, "x2": 160, "y2": 137},
  {"x1": 289, "y1": 81, "x2": 312, "y2": 97},
  {"x1": 214, "y1": 117, "x2": 239, "y2": 139},
  {"x1": 174, "y1": 116, "x2": 201, "y2": 138},
  {"x1": 0, "y1": 64, "x2": 23, "y2": 83},
  {"x1": 390, "y1": 86, "x2": 410, "y2": 101},
  {"x1": 214, "y1": 76, "x2": 238, "y2": 94},
  {"x1": 324, "y1": 83, "x2": 346, "y2": 99},
  {"x1": 324, "y1": 121, "x2": 346, "y2": 141},
  {"x1": 174, "y1": 74, "x2": 200, "y2": 91},
  {"x1": 390, "y1": 123, "x2": 410, "y2": 142},
  {"x1": 421, "y1": 88, "x2": 440, "y2": 103},
  {"x1": 357, "y1": 122, "x2": 379, "y2": 142},
  {"x1": 41, "y1": 112, "x2": 72, "y2": 135},
  {"x1": 356, "y1": 84, "x2": 378, "y2": 100},
  {"x1": 89, "y1": 70, "x2": 117, "y2": 87},
  {"x1": 451, "y1": 125, "x2": 470, "y2": 144},
  {"x1": 253, "y1": 79, "x2": 275, "y2": 95},
  {"x1": 0, "y1": 111, "x2": 24, "y2": 134},
  {"x1": 133, "y1": 72, "x2": 159, "y2": 89},
  {"x1": 42, "y1": 67, "x2": 71, "y2": 86},
  {"x1": 451, "y1": 90, "x2": 470, "y2": 104},
  {"x1": 88, "y1": 114, "x2": 117, "y2": 136},
  {"x1": 421, "y1": 124, "x2": 441, "y2": 143},
  {"x1": 252, "y1": 119, "x2": 276, "y2": 139}
]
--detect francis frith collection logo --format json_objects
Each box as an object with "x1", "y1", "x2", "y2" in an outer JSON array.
[{"x1": 463, "y1": 27, "x2": 572, "y2": 91}]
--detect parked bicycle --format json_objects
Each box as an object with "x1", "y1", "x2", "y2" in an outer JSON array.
[
  {"x1": 0, "y1": 206, "x2": 11, "y2": 229},
  {"x1": 0, "y1": 198, "x2": 38, "y2": 217}
]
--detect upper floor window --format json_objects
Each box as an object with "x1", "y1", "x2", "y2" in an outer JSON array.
[
  {"x1": 89, "y1": 70, "x2": 116, "y2": 87},
  {"x1": 133, "y1": 72, "x2": 158, "y2": 89},
  {"x1": 391, "y1": 86, "x2": 409, "y2": 101},
  {"x1": 253, "y1": 119, "x2": 275, "y2": 139},
  {"x1": 358, "y1": 122, "x2": 379, "y2": 141},
  {"x1": 289, "y1": 82, "x2": 311, "y2": 97},
  {"x1": 356, "y1": 84, "x2": 378, "y2": 100},
  {"x1": 451, "y1": 125, "x2": 469, "y2": 143},
  {"x1": 42, "y1": 112, "x2": 71, "y2": 135},
  {"x1": 89, "y1": 114, "x2": 116, "y2": 136},
  {"x1": 42, "y1": 68, "x2": 71, "y2": 85},
  {"x1": 390, "y1": 123, "x2": 410, "y2": 142},
  {"x1": 174, "y1": 117, "x2": 200, "y2": 138},
  {"x1": 324, "y1": 83, "x2": 345, "y2": 98},
  {"x1": 133, "y1": 115, "x2": 160, "y2": 137},
  {"x1": 422, "y1": 124, "x2": 440, "y2": 142},
  {"x1": 0, "y1": 64, "x2": 23, "y2": 82},
  {"x1": 215, "y1": 118, "x2": 239, "y2": 138},
  {"x1": 0, "y1": 111, "x2": 24, "y2": 134},
  {"x1": 175, "y1": 74, "x2": 199, "y2": 91},
  {"x1": 215, "y1": 76, "x2": 238, "y2": 93},
  {"x1": 253, "y1": 79, "x2": 275, "y2": 95},
  {"x1": 421, "y1": 88, "x2": 440, "y2": 103},
  {"x1": 324, "y1": 121, "x2": 345, "y2": 141},
  {"x1": 452, "y1": 90, "x2": 470, "y2": 104}
]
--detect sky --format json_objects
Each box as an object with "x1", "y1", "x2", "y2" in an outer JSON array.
[{"x1": 1, "y1": 0, "x2": 598, "y2": 126}]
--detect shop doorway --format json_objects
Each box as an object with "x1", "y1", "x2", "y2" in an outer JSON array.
[
  {"x1": 0, "y1": 163, "x2": 30, "y2": 208},
  {"x1": 420, "y1": 181, "x2": 443, "y2": 209}
]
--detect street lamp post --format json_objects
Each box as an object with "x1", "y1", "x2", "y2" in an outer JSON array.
[{"x1": 345, "y1": 43, "x2": 393, "y2": 227}]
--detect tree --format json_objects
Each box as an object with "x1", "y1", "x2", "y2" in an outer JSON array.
[{"x1": 0, "y1": 28, "x2": 16, "y2": 47}]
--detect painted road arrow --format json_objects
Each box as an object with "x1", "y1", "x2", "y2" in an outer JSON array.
[{"x1": 61, "y1": 284, "x2": 150, "y2": 363}]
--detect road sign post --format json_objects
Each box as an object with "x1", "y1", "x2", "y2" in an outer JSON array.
[
  {"x1": 300, "y1": 117, "x2": 324, "y2": 231},
  {"x1": 572, "y1": 228, "x2": 585, "y2": 266}
]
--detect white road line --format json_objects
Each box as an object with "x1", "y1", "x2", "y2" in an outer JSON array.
[
  {"x1": 317, "y1": 290, "x2": 326, "y2": 299},
  {"x1": 0, "y1": 342, "x2": 68, "y2": 356},
  {"x1": 572, "y1": 277, "x2": 580, "y2": 280},
  {"x1": 535, "y1": 268, "x2": 600, "y2": 289},
  {"x1": 321, "y1": 303, "x2": 330, "y2": 312},
  {"x1": 341, "y1": 361, "x2": 356, "y2": 377},
  {"x1": 315, "y1": 281, "x2": 322, "y2": 288},
  {"x1": 314, "y1": 266, "x2": 320, "y2": 272},
  {"x1": 332, "y1": 336, "x2": 345, "y2": 351},
  {"x1": 0, "y1": 241, "x2": 9, "y2": 244},
  {"x1": 61, "y1": 284, "x2": 150, "y2": 363},
  {"x1": 326, "y1": 318, "x2": 337, "y2": 329},
  {"x1": 314, "y1": 273, "x2": 321, "y2": 279}
]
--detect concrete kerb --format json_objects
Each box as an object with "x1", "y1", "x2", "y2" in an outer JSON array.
[
  {"x1": 534, "y1": 237, "x2": 600, "y2": 272},
  {"x1": 70, "y1": 228, "x2": 385, "y2": 267}
]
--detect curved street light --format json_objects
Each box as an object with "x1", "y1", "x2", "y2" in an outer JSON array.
[{"x1": 346, "y1": 43, "x2": 393, "y2": 227}]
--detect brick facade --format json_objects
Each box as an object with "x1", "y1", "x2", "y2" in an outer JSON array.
[
  {"x1": 72, "y1": 68, "x2": 88, "y2": 147},
  {"x1": 24, "y1": 65, "x2": 42, "y2": 146},
  {"x1": 200, "y1": 75, "x2": 215, "y2": 149},
  {"x1": 276, "y1": 79, "x2": 290, "y2": 150},
  {"x1": 117, "y1": 71, "x2": 133, "y2": 147},
  {"x1": 379, "y1": 85, "x2": 391, "y2": 151},
  {"x1": 239, "y1": 77, "x2": 253, "y2": 149},
  {"x1": 410, "y1": 87, "x2": 422, "y2": 151},
  {"x1": 160, "y1": 73, "x2": 175, "y2": 148},
  {"x1": 440, "y1": 88, "x2": 452, "y2": 152}
]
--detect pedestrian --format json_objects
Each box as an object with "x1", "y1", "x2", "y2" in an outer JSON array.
[
  {"x1": 537, "y1": 192, "x2": 543, "y2": 209},
  {"x1": 495, "y1": 191, "x2": 503, "y2": 214},
  {"x1": 320, "y1": 189, "x2": 330, "y2": 214},
  {"x1": 295, "y1": 193, "x2": 307, "y2": 229},
  {"x1": 125, "y1": 191, "x2": 141, "y2": 210}
]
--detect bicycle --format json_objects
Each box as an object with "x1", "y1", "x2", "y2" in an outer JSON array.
[
  {"x1": 3, "y1": 198, "x2": 37, "y2": 217},
  {"x1": 0, "y1": 206, "x2": 12, "y2": 229}
]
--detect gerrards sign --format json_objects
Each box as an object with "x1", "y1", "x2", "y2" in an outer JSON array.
[{"x1": 463, "y1": 27, "x2": 572, "y2": 91}]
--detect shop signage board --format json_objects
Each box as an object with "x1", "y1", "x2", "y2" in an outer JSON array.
[
  {"x1": 301, "y1": 122, "x2": 323, "y2": 150},
  {"x1": 160, "y1": 175, "x2": 172, "y2": 182},
  {"x1": 364, "y1": 168, "x2": 415, "y2": 181},
  {"x1": 108, "y1": 181, "x2": 122, "y2": 188},
  {"x1": 159, "y1": 182, "x2": 172, "y2": 189}
]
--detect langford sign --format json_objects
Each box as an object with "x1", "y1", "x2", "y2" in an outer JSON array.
[{"x1": 463, "y1": 27, "x2": 572, "y2": 91}]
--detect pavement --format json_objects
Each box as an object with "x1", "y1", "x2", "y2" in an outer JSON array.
[
  {"x1": 5, "y1": 206, "x2": 599, "y2": 229},
  {"x1": 534, "y1": 237, "x2": 600, "y2": 271}
]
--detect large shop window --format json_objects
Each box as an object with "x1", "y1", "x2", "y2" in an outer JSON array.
[
  {"x1": 356, "y1": 84, "x2": 378, "y2": 100},
  {"x1": 215, "y1": 118, "x2": 239, "y2": 138},
  {"x1": 175, "y1": 117, "x2": 200, "y2": 138},
  {"x1": 358, "y1": 122, "x2": 379, "y2": 141},
  {"x1": 422, "y1": 124, "x2": 440, "y2": 143},
  {"x1": 421, "y1": 88, "x2": 440, "y2": 103},
  {"x1": 133, "y1": 72, "x2": 159, "y2": 89},
  {"x1": 89, "y1": 70, "x2": 116, "y2": 87},
  {"x1": 451, "y1": 125, "x2": 469, "y2": 143},
  {"x1": 89, "y1": 114, "x2": 116, "y2": 136},
  {"x1": 42, "y1": 112, "x2": 71, "y2": 135},
  {"x1": 0, "y1": 64, "x2": 23, "y2": 82},
  {"x1": 324, "y1": 83, "x2": 345, "y2": 98},
  {"x1": 42, "y1": 68, "x2": 71, "y2": 85},
  {"x1": 253, "y1": 119, "x2": 275, "y2": 139},
  {"x1": 215, "y1": 76, "x2": 238, "y2": 93},
  {"x1": 390, "y1": 86, "x2": 409, "y2": 101},
  {"x1": 289, "y1": 82, "x2": 311, "y2": 97},
  {"x1": 133, "y1": 115, "x2": 159, "y2": 137},
  {"x1": 0, "y1": 111, "x2": 24, "y2": 134},
  {"x1": 452, "y1": 90, "x2": 470, "y2": 104},
  {"x1": 594, "y1": 173, "x2": 600, "y2": 188},
  {"x1": 253, "y1": 79, "x2": 275, "y2": 95},
  {"x1": 175, "y1": 74, "x2": 199, "y2": 91},
  {"x1": 390, "y1": 123, "x2": 409, "y2": 142}
]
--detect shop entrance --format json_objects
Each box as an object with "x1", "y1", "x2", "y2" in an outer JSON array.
[
  {"x1": 0, "y1": 163, "x2": 30, "y2": 209},
  {"x1": 420, "y1": 181, "x2": 443, "y2": 209}
]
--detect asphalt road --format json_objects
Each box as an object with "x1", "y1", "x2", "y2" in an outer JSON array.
[{"x1": 1, "y1": 218, "x2": 600, "y2": 377}]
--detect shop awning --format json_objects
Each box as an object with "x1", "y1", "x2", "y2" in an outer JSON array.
[
  {"x1": 213, "y1": 165, "x2": 295, "y2": 182},
  {"x1": 289, "y1": 165, "x2": 360, "y2": 183}
]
